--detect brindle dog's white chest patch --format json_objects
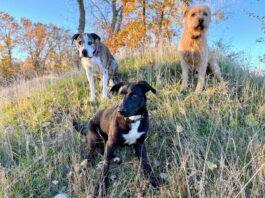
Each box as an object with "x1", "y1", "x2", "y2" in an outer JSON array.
[{"x1": 123, "y1": 118, "x2": 145, "y2": 145}]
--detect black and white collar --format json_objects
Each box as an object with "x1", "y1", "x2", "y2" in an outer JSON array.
[{"x1": 126, "y1": 115, "x2": 144, "y2": 123}]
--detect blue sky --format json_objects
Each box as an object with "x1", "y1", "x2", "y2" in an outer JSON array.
[{"x1": 0, "y1": 0, "x2": 264, "y2": 68}]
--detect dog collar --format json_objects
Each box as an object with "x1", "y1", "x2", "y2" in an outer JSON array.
[
  {"x1": 191, "y1": 34, "x2": 201, "y2": 40},
  {"x1": 93, "y1": 43, "x2": 100, "y2": 57},
  {"x1": 126, "y1": 115, "x2": 144, "y2": 123}
]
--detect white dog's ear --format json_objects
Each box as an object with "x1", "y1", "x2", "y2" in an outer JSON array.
[
  {"x1": 72, "y1": 33, "x2": 80, "y2": 44},
  {"x1": 91, "y1": 33, "x2": 101, "y2": 41}
]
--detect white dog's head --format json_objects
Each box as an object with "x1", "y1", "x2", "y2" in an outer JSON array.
[
  {"x1": 184, "y1": 5, "x2": 211, "y2": 35},
  {"x1": 72, "y1": 33, "x2": 101, "y2": 58}
]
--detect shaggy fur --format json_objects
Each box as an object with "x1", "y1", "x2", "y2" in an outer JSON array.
[{"x1": 178, "y1": 5, "x2": 223, "y2": 92}]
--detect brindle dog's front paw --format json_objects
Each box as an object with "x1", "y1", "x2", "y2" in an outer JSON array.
[
  {"x1": 93, "y1": 182, "x2": 108, "y2": 198},
  {"x1": 150, "y1": 175, "x2": 161, "y2": 188}
]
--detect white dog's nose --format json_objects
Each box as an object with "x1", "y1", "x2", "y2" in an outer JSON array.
[{"x1": 82, "y1": 49, "x2": 88, "y2": 57}]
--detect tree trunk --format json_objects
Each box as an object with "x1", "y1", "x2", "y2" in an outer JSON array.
[
  {"x1": 142, "y1": 0, "x2": 146, "y2": 26},
  {"x1": 77, "y1": 0, "x2": 85, "y2": 33},
  {"x1": 116, "y1": 8, "x2": 123, "y2": 34},
  {"x1": 7, "y1": 48, "x2": 12, "y2": 66},
  {"x1": 111, "y1": 0, "x2": 118, "y2": 33},
  {"x1": 75, "y1": 0, "x2": 85, "y2": 69}
]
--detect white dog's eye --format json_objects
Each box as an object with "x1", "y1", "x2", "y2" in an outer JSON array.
[
  {"x1": 203, "y1": 12, "x2": 208, "y2": 16},
  {"x1": 88, "y1": 41, "x2": 92, "y2": 45},
  {"x1": 78, "y1": 41, "x2": 82, "y2": 45}
]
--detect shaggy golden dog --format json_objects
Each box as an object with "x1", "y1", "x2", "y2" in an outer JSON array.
[{"x1": 178, "y1": 5, "x2": 223, "y2": 92}]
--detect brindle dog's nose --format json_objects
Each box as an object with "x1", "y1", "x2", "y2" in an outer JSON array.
[{"x1": 82, "y1": 49, "x2": 88, "y2": 57}]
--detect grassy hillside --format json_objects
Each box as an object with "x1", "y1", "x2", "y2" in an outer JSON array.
[{"x1": 0, "y1": 47, "x2": 264, "y2": 197}]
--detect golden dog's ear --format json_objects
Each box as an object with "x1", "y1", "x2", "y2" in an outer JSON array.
[{"x1": 204, "y1": 6, "x2": 211, "y2": 17}]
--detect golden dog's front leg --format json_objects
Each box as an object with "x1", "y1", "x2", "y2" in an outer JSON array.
[
  {"x1": 180, "y1": 60, "x2": 190, "y2": 90},
  {"x1": 195, "y1": 61, "x2": 207, "y2": 92},
  {"x1": 208, "y1": 57, "x2": 223, "y2": 82}
]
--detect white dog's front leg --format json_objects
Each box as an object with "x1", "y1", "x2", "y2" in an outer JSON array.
[
  {"x1": 102, "y1": 68, "x2": 109, "y2": 99},
  {"x1": 85, "y1": 68, "x2": 96, "y2": 101},
  {"x1": 97, "y1": 57, "x2": 109, "y2": 100}
]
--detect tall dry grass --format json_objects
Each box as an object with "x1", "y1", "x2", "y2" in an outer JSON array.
[{"x1": 0, "y1": 45, "x2": 264, "y2": 197}]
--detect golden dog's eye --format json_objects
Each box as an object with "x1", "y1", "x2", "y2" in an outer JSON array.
[
  {"x1": 203, "y1": 12, "x2": 208, "y2": 16},
  {"x1": 191, "y1": 13, "x2": 196, "y2": 17},
  {"x1": 78, "y1": 41, "x2": 82, "y2": 45},
  {"x1": 88, "y1": 41, "x2": 92, "y2": 45}
]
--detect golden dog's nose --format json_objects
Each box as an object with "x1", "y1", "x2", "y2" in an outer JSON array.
[{"x1": 199, "y1": 18, "x2": 204, "y2": 24}]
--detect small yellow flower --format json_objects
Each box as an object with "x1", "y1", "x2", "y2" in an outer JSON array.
[
  {"x1": 176, "y1": 124, "x2": 184, "y2": 133},
  {"x1": 207, "y1": 161, "x2": 218, "y2": 170},
  {"x1": 245, "y1": 114, "x2": 258, "y2": 127}
]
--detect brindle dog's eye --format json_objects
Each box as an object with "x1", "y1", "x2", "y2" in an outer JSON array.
[
  {"x1": 78, "y1": 41, "x2": 82, "y2": 45},
  {"x1": 191, "y1": 13, "x2": 196, "y2": 17},
  {"x1": 203, "y1": 12, "x2": 208, "y2": 16},
  {"x1": 88, "y1": 41, "x2": 92, "y2": 45}
]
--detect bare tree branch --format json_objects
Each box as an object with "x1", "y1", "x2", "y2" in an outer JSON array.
[{"x1": 77, "y1": 0, "x2": 85, "y2": 33}]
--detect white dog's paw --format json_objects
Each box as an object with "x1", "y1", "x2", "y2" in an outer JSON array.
[
  {"x1": 195, "y1": 88, "x2": 203, "y2": 93},
  {"x1": 112, "y1": 157, "x2": 121, "y2": 164},
  {"x1": 89, "y1": 97, "x2": 96, "y2": 102},
  {"x1": 96, "y1": 161, "x2": 105, "y2": 171}
]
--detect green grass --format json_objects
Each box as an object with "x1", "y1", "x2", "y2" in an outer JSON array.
[{"x1": 0, "y1": 47, "x2": 264, "y2": 197}]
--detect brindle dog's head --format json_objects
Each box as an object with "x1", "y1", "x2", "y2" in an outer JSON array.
[
  {"x1": 184, "y1": 5, "x2": 211, "y2": 35},
  {"x1": 72, "y1": 33, "x2": 101, "y2": 58},
  {"x1": 110, "y1": 81, "x2": 156, "y2": 117}
]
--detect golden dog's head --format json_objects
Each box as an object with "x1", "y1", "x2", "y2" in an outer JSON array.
[{"x1": 184, "y1": 5, "x2": 211, "y2": 34}]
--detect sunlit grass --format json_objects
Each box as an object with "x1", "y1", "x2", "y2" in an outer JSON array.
[{"x1": 0, "y1": 46, "x2": 264, "y2": 197}]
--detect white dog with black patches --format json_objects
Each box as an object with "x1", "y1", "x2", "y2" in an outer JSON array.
[{"x1": 72, "y1": 33, "x2": 118, "y2": 101}]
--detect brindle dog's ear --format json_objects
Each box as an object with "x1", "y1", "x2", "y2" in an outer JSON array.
[
  {"x1": 91, "y1": 33, "x2": 101, "y2": 41},
  {"x1": 138, "y1": 81, "x2": 156, "y2": 94},
  {"x1": 72, "y1": 33, "x2": 80, "y2": 44},
  {"x1": 110, "y1": 82, "x2": 126, "y2": 93}
]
